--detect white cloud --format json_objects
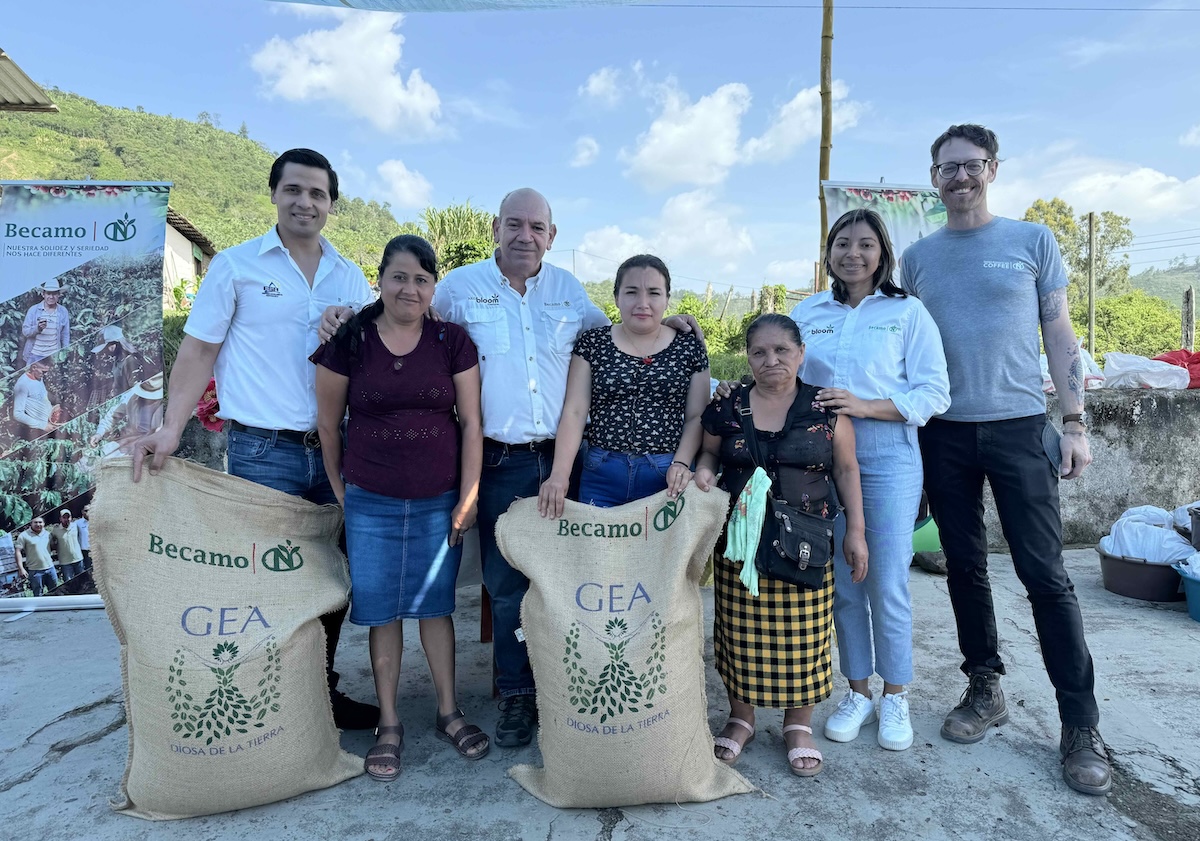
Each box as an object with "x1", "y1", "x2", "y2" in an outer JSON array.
[
  {"x1": 251, "y1": 12, "x2": 442, "y2": 139},
  {"x1": 764, "y1": 259, "x2": 812, "y2": 286},
  {"x1": 742, "y1": 81, "x2": 865, "y2": 164},
  {"x1": 572, "y1": 189, "x2": 754, "y2": 282},
  {"x1": 578, "y1": 66, "x2": 623, "y2": 106},
  {"x1": 377, "y1": 159, "x2": 432, "y2": 209},
  {"x1": 620, "y1": 77, "x2": 865, "y2": 189},
  {"x1": 571, "y1": 136, "x2": 600, "y2": 168},
  {"x1": 1181, "y1": 125, "x2": 1200, "y2": 147},
  {"x1": 1062, "y1": 38, "x2": 1131, "y2": 67},
  {"x1": 992, "y1": 147, "x2": 1200, "y2": 225},
  {"x1": 622, "y1": 81, "x2": 752, "y2": 190}
]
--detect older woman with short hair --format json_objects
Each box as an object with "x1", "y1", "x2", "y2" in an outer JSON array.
[{"x1": 694, "y1": 314, "x2": 867, "y2": 778}]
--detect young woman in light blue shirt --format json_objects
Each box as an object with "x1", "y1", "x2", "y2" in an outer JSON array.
[{"x1": 791, "y1": 208, "x2": 950, "y2": 752}]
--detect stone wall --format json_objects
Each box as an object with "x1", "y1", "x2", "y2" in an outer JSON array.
[
  {"x1": 174, "y1": 388, "x2": 1200, "y2": 551},
  {"x1": 981, "y1": 388, "x2": 1200, "y2": 548}
]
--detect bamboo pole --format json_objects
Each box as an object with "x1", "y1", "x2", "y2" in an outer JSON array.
[
  {"x1": 817, "y1": 0, "x2": 834, "y2": 292},
  {"x1": 718, "y1": 285, "x2": 735, "y2": 319}
]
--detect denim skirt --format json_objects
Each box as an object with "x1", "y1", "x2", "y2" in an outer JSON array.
[{"x1": 344, "y1": 484, "x2": 462, "y2": 625}]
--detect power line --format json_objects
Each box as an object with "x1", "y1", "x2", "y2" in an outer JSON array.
[
  {"x1": 1131, "y1": 227, "x2": 1200, "y2": 243},
  {"x1": 1123, "y1": 238, "x2": 1200, "y2": 254},
  {"x1": 635, "y1": 3, "x2": 1200, "y2": 10}
]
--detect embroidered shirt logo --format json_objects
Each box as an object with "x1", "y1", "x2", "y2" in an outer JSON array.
[
  {"x1": 809, "y1": 324, "x2": 835, "y2": 335},
  {"x1": 543, "y1": 299, "x2": 572, "y2": 309},
  {"x1": 868, "y1": 324, "x2": 902, "y2": 334},
  {"x1": 261, "y1": 282, "x2": 282, "y2": 298},
  {"x1": 472, "y1": 294, "x2": 500, "y2": 305},
  {"x1": 982, "y1": 260, "x2": 1026, "y2": 271}
]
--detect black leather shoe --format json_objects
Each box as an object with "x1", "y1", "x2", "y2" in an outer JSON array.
[
  {"x1": 940, "y1": 671, "x2": 1008, "y2": 744},
  {"x1": 1061, "y1": 726, "x2": 1112, "y2": 795},
  {"x1": 331, "y1": 689, "x2": 380, "y2": 730},
  {"x1": 495, "y1": 695, "x2": 538, "y2": 747}
]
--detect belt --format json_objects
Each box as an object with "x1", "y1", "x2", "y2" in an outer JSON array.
[
  {"x1": 230, "y1": 420, "x2": 321, "y2": 449},
  {"x1": 483, "y1": 437, "x2": 554, "y2": 454}
]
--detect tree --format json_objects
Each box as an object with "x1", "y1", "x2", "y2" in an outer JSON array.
[
  {"x1": 1070, "y1": 290, "x2": 1181, "y2": 361},
  {"x1": 1024, "y1": 198, "x2": 1132, "y2": 310},
  {"x1": 420, "y1": 202, "x2": 493, "y2": 261},
  {"x1": 441, "y1": 238, "x2": 493, "y2": 273}
]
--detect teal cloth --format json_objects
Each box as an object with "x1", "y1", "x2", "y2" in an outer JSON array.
[{"x1": 724, "y1": 466, "x2": 771, "y2": 597}]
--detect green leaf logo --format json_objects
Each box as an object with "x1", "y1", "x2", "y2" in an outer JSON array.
[
  {"x1": 103, "y1": 212, "x2": 137, "y2": 242},
  {"x1": 261, "y1": 539, "x2": 303, "y2": 572}
]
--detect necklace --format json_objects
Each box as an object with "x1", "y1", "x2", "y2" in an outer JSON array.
[{"x1": 621, "y1": 324, "x2": 662, "y2": 365}]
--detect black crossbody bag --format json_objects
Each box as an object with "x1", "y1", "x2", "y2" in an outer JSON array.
[{"x1": 738, "y1": 387, "x2": 835, "y2": 589}]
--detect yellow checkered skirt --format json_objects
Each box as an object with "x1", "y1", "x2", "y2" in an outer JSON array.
[{"x1": 713, "y1": 552, "x2": 834, "y2": 709}]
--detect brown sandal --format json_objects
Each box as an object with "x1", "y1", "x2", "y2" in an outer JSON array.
[
  {"x1": 364, "y1": 724, "x2": 404, "y2": 781},
  {"x1": 435, "y1": 708, "x2": 490, "y2": 760}
]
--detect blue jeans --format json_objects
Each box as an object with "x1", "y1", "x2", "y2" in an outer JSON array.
[
  {"x1": 226, "y1": 429, "x2": 344, "y2": 689},
  {"x1": 59, "y1": 561, "x2": 85, "y2": 582},
  {"x1": 29, "y1": 567, "x2": 59, "y2": 596},
  {"x1": 920, "y1": 415, "x2": 1098, "y2": 727},
  {"x1": 478, "y1": 445, "x2": 553, "y2": 698},
  {"x1": 833, "y1": 418, "x2": 923, "y2": 686},
  {"x1": 226, "y1": 430, "x2": 338, "y2": 506},
  {"x1": 578, "y1": 446, "x2": 673, "y2": 508}
]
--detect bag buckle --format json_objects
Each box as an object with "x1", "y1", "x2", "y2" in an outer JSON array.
[{"x1": 797, "y1": 541, "x2": 811, "y2": 568}]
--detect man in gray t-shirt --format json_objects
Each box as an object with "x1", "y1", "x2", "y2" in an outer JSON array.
[{"x1": 898, "y1": 124, "x2": 1109, "y2": 796}]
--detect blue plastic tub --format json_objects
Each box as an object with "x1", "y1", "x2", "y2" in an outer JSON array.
[{"x1": 1181, "y1": 573, "x2": 1200, "y2": 623}]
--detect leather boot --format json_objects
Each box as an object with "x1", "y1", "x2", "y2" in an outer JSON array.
[
  {"x1": 1061, "y1": 726, "x2": 1112, "y2": 795},
  {"x1": 940, "y1": 671, "x2": 1008, "y2": 744}
]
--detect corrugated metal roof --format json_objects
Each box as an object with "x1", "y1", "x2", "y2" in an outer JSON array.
[
  {"x1": 167, "y1": 207, "x2": 217, "y2": 256},
  {"x1": 0, "y1": 48, "x2": 58, "y2": 112}
]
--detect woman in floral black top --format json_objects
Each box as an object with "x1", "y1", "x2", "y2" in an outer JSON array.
[{"x1": 538, "y1": 255, "x2": 710, "y2": 516}]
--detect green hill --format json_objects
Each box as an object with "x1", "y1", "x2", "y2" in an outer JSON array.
[
  {"x1": 1131, "y1": 262, "x2": 1200, "y2": 310},
  {"x1": 0, "y1": 89, "x2": 408, "y2": 275}
]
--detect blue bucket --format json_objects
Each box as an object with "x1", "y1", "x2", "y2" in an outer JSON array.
[{"x1": 1177, "y1": 567, "x2": 1200, "y2": 623}]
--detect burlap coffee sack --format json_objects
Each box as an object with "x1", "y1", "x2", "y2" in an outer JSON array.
[
  {"x1": 496, "y1": 487, "x2": 754, "y2": 807},
  {"x1": 92, "y1": 457, "x2": 362, "y2": 820}
]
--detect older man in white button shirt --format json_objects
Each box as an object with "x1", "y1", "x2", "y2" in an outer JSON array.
[
  {"x1": 432, "y1": 188, "x2": 702, "y2": 747},
  {"x1": 131, "y1": 148, "x2": 378, "y2": 730}
]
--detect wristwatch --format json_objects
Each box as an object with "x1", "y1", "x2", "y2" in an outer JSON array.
[{"x1": 1062, "y1": 412, "x2": 1087, "y2": 431}]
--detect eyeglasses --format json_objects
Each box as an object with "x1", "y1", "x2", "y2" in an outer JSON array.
[{"x1": 931, "y1": 159, "x2": 993, "y2": 179}]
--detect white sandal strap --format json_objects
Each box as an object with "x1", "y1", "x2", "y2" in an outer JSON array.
[
  {"x1": 782, "y1": 724, "x2": 813, "y2": 735},
  {"x1": 713, "y1": 737, "x2": 745, "y2": 756},
  {"x1": 788, "y1": 747, "x2": 824, "y2": 762},
  {"x1": 727, "y1": 717, "x2": 755, "y2": 736}
]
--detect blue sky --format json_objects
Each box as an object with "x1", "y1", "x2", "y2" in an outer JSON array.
[{"x1": 6, "y1": 0, "x2": 1200, "y2": 294}]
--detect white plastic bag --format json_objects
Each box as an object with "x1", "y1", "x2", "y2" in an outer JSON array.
[
  {"x1": 1116, "y1": 505, "x2": 1174, "y2": 529},
  {"x1": 1100, "y1": 519, "x2": 1195, "y2": 564},
  {"x1": 1175, "y1": 552, "x2": 1200, "y2": 581},
  {"x1": 1102, "y1": 352, "x2": 1190, "y2": 389},
  {"x1": 1172, "y1": 502, "x2": 1200, "y2": 532},
  {"x1": 1042, "y1": 341, "x2": 1104, "y2": 394}
]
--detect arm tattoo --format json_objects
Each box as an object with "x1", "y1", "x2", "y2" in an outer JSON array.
[
  {"x1": 1066, "y1": 353, "x2": 1084, "y2": 403},
  {"x1": 1039, "y1": 288, "x2": 1066, "y2": 324}
]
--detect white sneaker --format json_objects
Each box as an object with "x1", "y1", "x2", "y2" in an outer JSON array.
[
  {"x1": 878, "y1": 691, "x2": 914, "y2": 751},
  {"x1": 823, "y1": 689, "x2": 876, "y2": 742}
]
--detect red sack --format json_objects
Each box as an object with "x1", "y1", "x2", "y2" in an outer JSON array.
[{"x1": 1153, "y1": 349, "x2": 1200, "y2": 388}]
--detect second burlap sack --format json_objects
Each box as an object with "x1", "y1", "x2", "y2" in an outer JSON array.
[
  {"x1": 496, "y1": 486, "x2": 754, "y2": 808},
  {"x1": 92, "y1": 457, "x2": 362, "y2": 820}
]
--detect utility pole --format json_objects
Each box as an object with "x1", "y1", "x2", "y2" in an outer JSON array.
[
  {"x1": 1086, "y1": 211, "x2": 1096, "y2": 353},
  {"x1": 1183, "y1": 287, "x2": 1195, "y2": 352},
  {"x1": 572, "y1": 249, "x2": 576, "y2": 278},
  {"x1": 817, "y1": 0, "x2": 834, "y2": 292},
  {"x1": 718, "y1": 285, "x2": 735, "y2": 319}
]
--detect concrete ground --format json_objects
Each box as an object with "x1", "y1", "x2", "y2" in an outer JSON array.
[{"x1": 1, "y1": 549, "x2": 1197, "y2": 841}]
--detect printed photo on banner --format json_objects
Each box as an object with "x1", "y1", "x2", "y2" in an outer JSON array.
[
  {"x1": 0, "y1": 181, "x2": 170, "y2": 600},
  {"x1": 822, "y1": 182, "x2": 947, "y2": 259}
]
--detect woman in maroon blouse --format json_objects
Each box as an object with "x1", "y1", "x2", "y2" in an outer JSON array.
[{"x1": 312, "y1": 235, "x2": 486, "y2": 781}]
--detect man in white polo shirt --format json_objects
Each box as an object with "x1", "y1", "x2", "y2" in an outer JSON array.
[
  {"x1": 132, "y1": 148, "x2": 378, "y2": 729},
  {"x1": 431, "y1": 188, "x2": 701, "y2": 747}
]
